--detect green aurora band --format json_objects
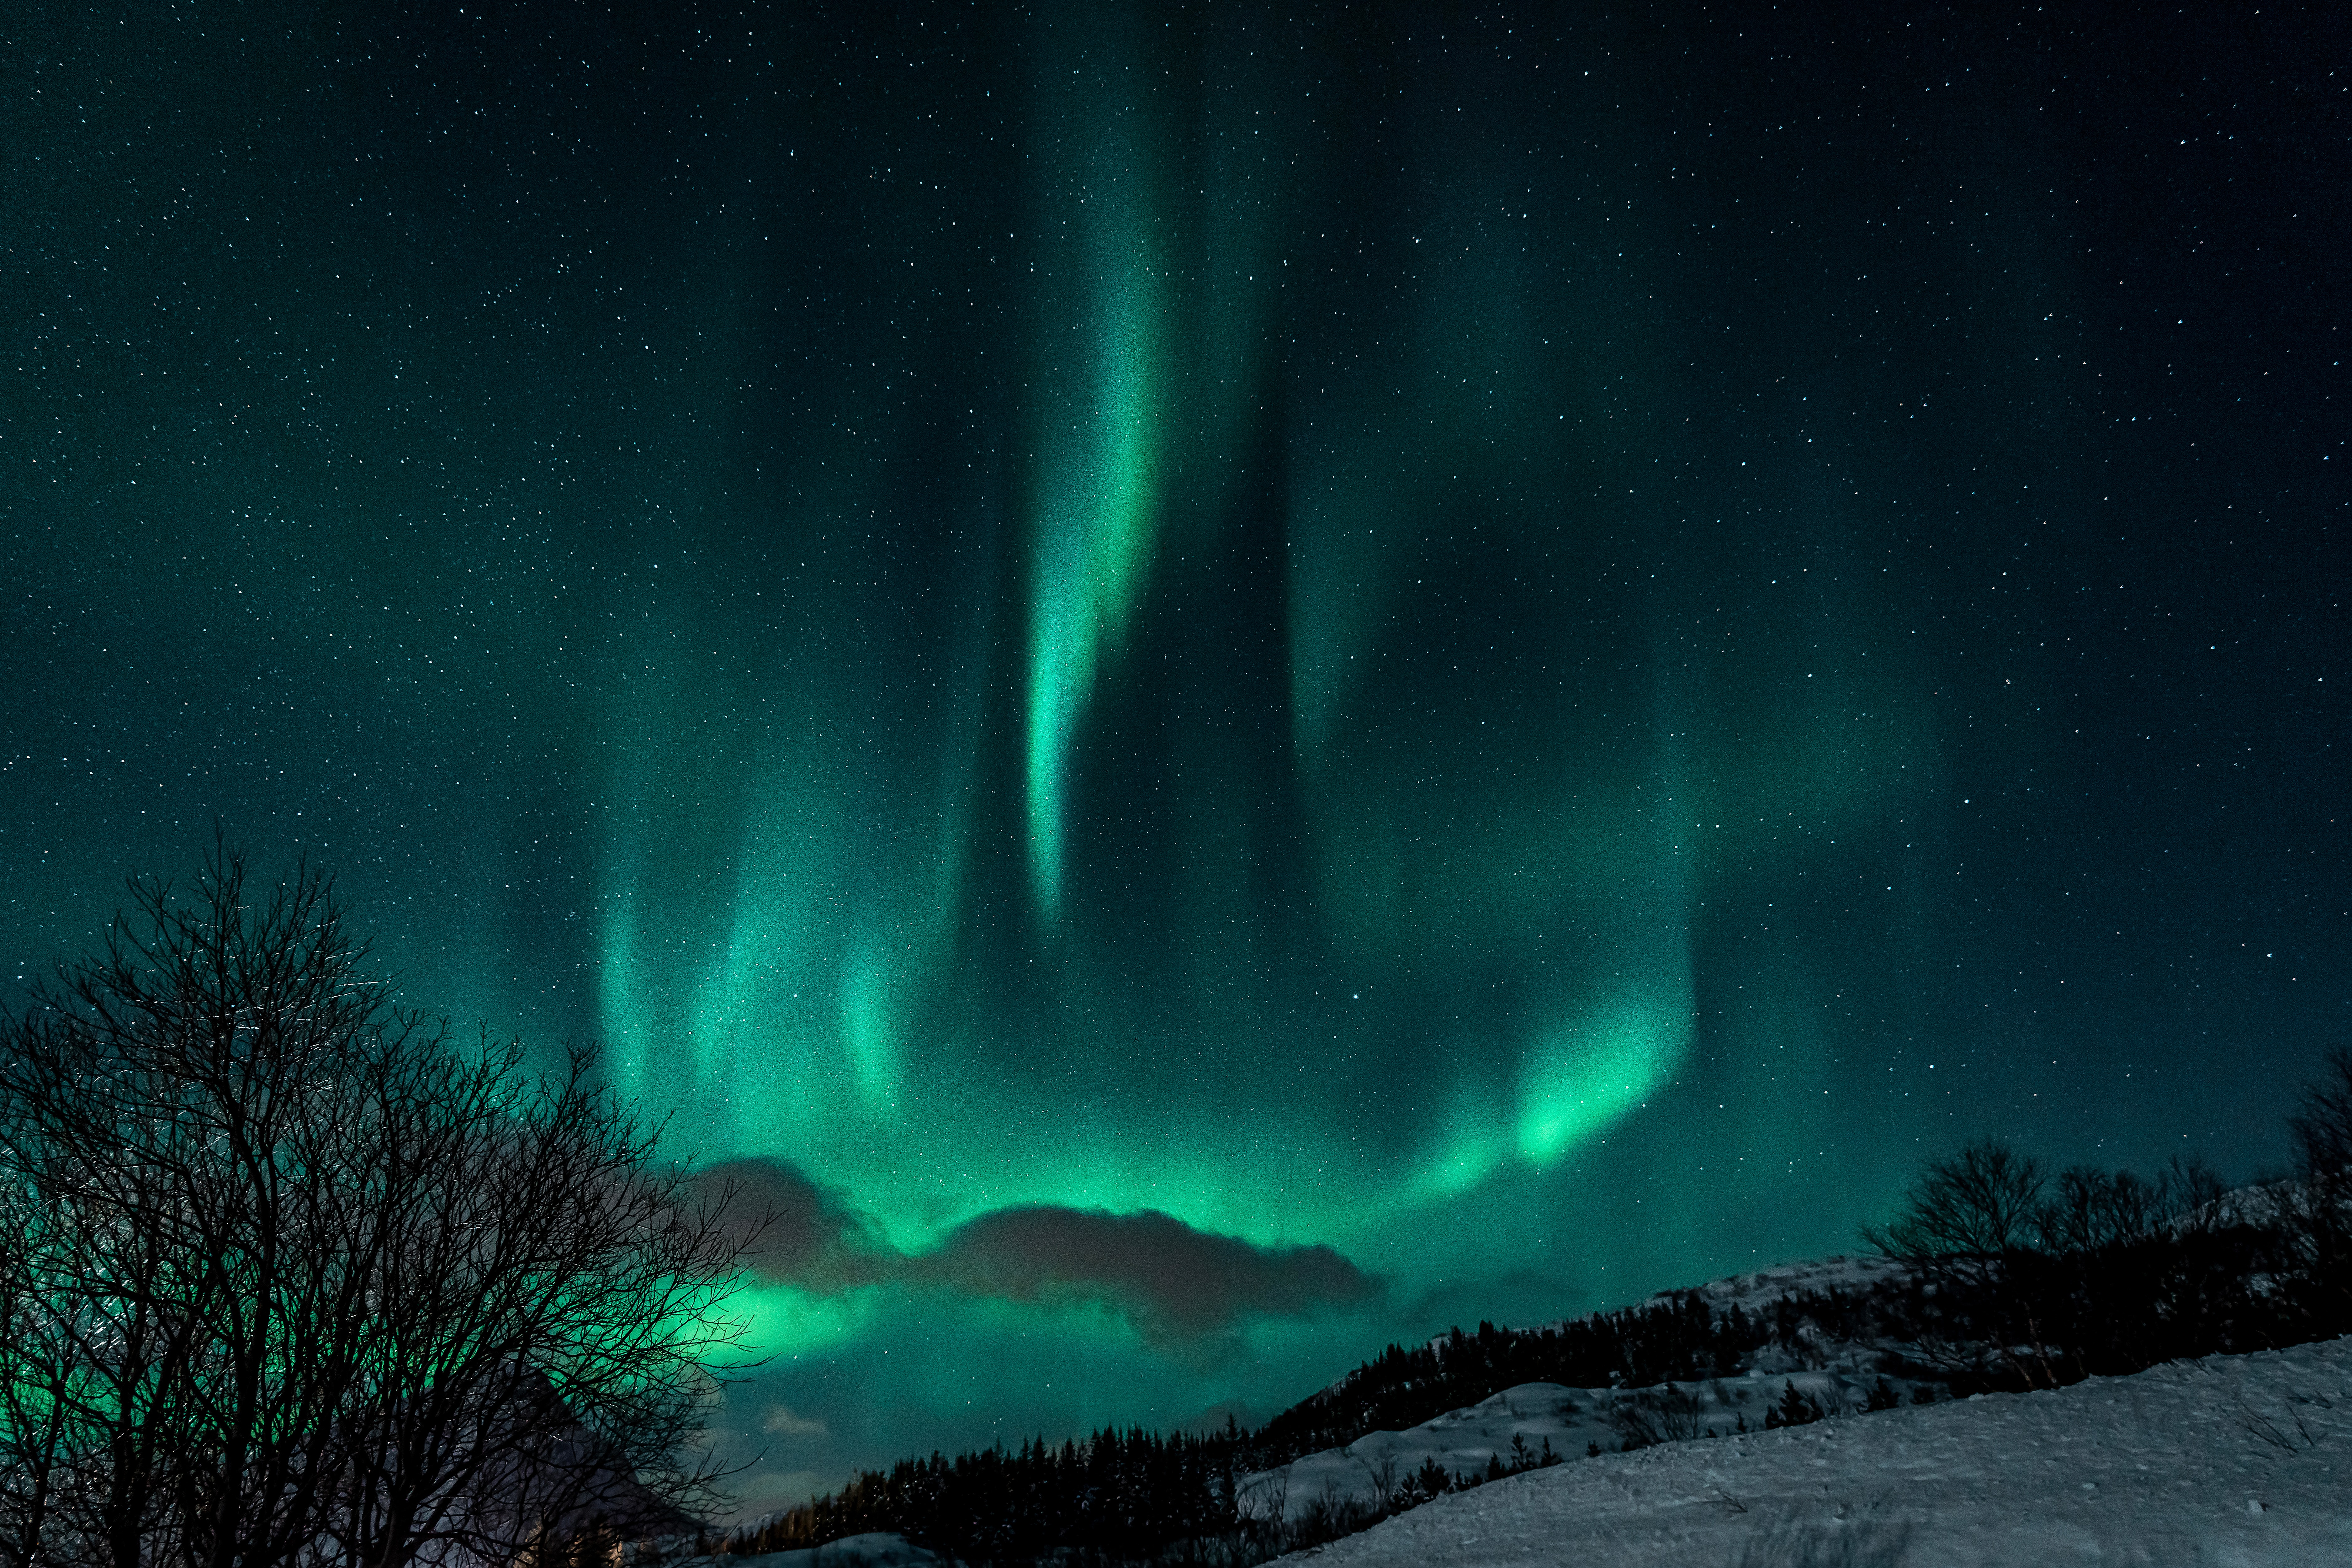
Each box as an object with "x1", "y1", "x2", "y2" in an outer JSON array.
[{"x1": 1023, "y1": 123, "x2": 1164, "y2": 926}]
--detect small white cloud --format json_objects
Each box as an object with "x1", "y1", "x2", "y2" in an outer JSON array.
[{"x1": 761, "y1": 1403, "x2": 829, "y2": 1438}]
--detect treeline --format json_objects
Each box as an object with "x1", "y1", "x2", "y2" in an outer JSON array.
[
  {"x1": 1857, "y1": 1051, "x2": 2352, "y2": 1389},
  {"x1": 713, "y1": 1425, "x2": 1249, "y2": 1565},
  {"x1": 1237, "y1": 1285, "x2": 1883, "y2": 1471},
  {"x1": 705, "y1": 1416, "x2": 1573, "y2": 1568}
]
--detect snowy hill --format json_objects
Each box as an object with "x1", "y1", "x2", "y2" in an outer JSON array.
[
  {"x1": 693, "y1": 1242, "x2": 2352, "y2": 1567},
  {"x1": 701, "y1": 1535, "x2": 937, "y2": 1568},
  {"x1": 1636, "y1": 1253, "x2": 1914, "y2": 1313},
  {"x1": 1247, "y1": 1255, "x2": 1926, "y2": 1520},
  {"x1": 1248, "y1": 1363, "x2": 1898, "y2": 1524},
  {"x1": 1267, "y1": 1336, "x2": 2352, "y2": 1567}
]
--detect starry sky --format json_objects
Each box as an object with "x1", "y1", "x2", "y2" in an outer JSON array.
[{"x1": 5, "y1": 0, "x2": 2348, "y2": 1517}]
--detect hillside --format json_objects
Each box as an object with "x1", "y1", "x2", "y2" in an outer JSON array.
[
  {"x1": 1237, "y1": 1254, "x2": 1939, "y2": 1481},
  {"x1": 1244, "y1": 1253, "x2": 1935, "y2": 1518},
  {"x1": 696, "y1": 1334, "x2": 2352, "y2": 1568}
]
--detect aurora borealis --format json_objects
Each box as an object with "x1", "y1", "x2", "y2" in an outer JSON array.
[{"x1": 5, "y1": 0, "x2": 2347, "y2": 1516}]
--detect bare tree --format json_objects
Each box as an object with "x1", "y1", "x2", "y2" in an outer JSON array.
[
  {"x1": 1606, "y1": 1383, "x2": 1707, "y2": 1451},
  {"x1": 1863, "y1": 1138, "x2": 2046, "y2": 1269},
  {"x1": 2282, "y1": 1046, "x2": 2352, "y2": 1331},
  {"x1": 0, "y1": 1164, "x2": 110, "y2": 1568},
  {"x1": 321, "y1": 1038, "x2": 760, "y2": 1568},
  {"x1": 2038, "y1": 1166, "x2": 2169, "y2": 1254},
  {"x1": 0, "y1": 849, "x2": 766, "y2": 1568},
  {"x1": 1861, "y1": 1137, "x2": 2060, "y2": 1386},
  {"x1": 0, "y1": 848, "x2": 402, "y2": 1568}
]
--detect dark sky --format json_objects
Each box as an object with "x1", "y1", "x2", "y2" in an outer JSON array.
[{"x1": 5, "y1": 0, "x2": 2347, "y2": 1516}]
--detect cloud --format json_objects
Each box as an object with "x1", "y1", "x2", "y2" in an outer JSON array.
[
  {"x1": 760, "y1": 1403, "x2": 829, "y2": 1438},
  {"x1": 916, "y1": 1205, "x2": 1384, "y2": 1344},
  {"x1": 692, "y1": 1158, "x2": 1383, "y2": 1345},
  {"x1": 691, "y1": 1157, "x2": 895, "y2": 1293}
]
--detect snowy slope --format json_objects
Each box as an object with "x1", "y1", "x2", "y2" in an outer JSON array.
[
  {"x1": 1249, "y1": 1255, "x2": 1925, "y2": 1519},
  {"x1": 1639, "y1": 1252, "x2": 1912, "y2": 1312},
  {"x1": 1270, "y1": 1336, "x2": 2352, "y2": 1567},
  {"x1": 1405, "y1": 1255, "x2": 1909, "y2": 1360},
  {"x1": 708, "y1": 1535, "x2": 936, "y2": 1568},
  {"x1": 1249, "y1": 1361, "x2": 1906, "y2": 1523}
]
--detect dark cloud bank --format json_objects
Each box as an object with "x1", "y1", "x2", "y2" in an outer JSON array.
[{"x1": 697, "y1": 1158, "x2": 1384, "y2": 1347}]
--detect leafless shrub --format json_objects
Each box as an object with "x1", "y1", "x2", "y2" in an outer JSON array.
[
  {"x1": 2238, "y1": 1389, "x2": 2337, "y2": 1455},
  {"x1": 1731, "y1": 1512, "x2": 1911, "y2": 1568},
  {"x1": 2282, "y1": 1047, "x2": 2352, "y2": 1323},
  {"x1": 1607, "y1": 1382, "x2": 1709, "y2": 1449}
]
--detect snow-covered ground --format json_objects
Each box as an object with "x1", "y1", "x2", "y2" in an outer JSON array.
[
  {"x1": 685, "y1": 1534, "x2": 937, "y2": 1568},
  {"x1": 1271, "y1": 1336, "x2": 2352, "y2": 1567}
]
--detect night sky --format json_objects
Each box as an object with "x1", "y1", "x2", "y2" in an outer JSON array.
[{"x1": 6, "y1": 0, "x2": 2348, "y2": 1516}]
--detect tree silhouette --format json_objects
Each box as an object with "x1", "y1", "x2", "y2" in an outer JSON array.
[
  {"x1": 0, "y1": 848, "x2": 765, "y2": 1568},
  {"x1": 1863, "y1": 1138, "x2": 2046, "y2": 1268},
  {"x1": 1763, "y1": 1382, "x2": 1824, "y2": 1430},
  {"x1": 2283, "y1": 1046, "x2": 2352, "y2": 1332}
]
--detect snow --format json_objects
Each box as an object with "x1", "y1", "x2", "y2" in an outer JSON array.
[
  {"x1": 1269, "y1": 1337, "x2": 2352, "y2": 1567},
  {"x1": 1248, "y1": 1362, "x2": 1893, "y2": 1522},
  {"x1": 1646, "y1": 1252, "x2": 1914, "y2": 1311},
  {"x1": 686, "y1": 1534, "x2": 938, "y2": 1568},
  {"x1": 1371, "y1": 1255, "x2": 1907, "y2": 1368},
  {"x1": 1249, "y1": 1256, "x2": 1928, "y2": 1521}
]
